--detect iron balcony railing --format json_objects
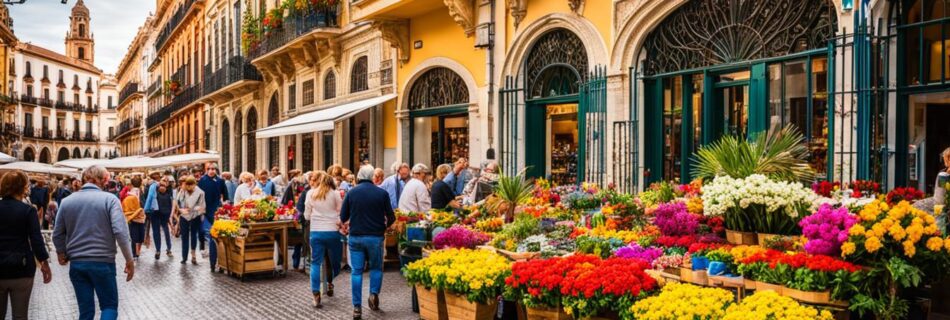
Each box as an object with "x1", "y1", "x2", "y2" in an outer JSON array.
[
  {"x1": 146, "y1": 84, "x2": 200, "y2": 127},
  {"x1": 201, "y1": 56, "x2": 262, "y2": 96},
  {"x1": 170, "y1": 63, "x2": 190, "y2": 87},
  {"x1": 148, "y1": 76, "x2": 163, "y2": 97},
  {"x1": 118, "y1": 82, "x2": 142, "y2": 106},
  {"x1": 20, "y1": 95, "x2": 54, "y2": 108},
  {"x1": 115, "y1": 118, "x2": 142, "y2": 138},
  {"x1": 19, "y1": 94, "x2": 97, "y2": 113},
  {"x1": 247, "y1": 5, "x2": 340, "y2": 60},
  {"x1": 0, "y1": 123, "x2": 19, "y2": 136},
  {"x1": 154, "y1": 0, "x2": 198, "y2": 53},
  {"x1": 23, "y1": 126, "x2": 35, "y2": 138}
]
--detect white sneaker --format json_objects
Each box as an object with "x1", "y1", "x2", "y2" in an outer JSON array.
[{"x1": 201, "y1": 249, "x2": 209, "y2": 258}]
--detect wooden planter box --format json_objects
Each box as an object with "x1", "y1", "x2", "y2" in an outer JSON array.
[
  {"x1": 219, "y1": 221, "x2": 294, "y2": 279},
  {"x1": 444, "y1": 292, "x2": 497, "y2": 320},
  {"x1": 725, "y1": 229, "x2": 758, "y2": 245},
  {"x1": 743, "y1": 278, "x2": 757, "y2": 290},
  {"x1": 497, "y1": 248, "x2": 540, "y2": 261},
  {"x1": 784, "y1": 287, "x2": 832, "y2": 305},
  {"x1": 679, "y1": 267, "x2": 708, "y2": 286},
  {"x1": 756, "y1": 233, "x2": 799, "y2": 245},
  {"x1": 525, "y1": 306, "x2": 571, "y2": 320},
  {"x1": 415, "y1": 285, "x2": 448, "y2": 320},
  {"x1": 754, "y1": 281, "x2": 785, "y2": 294},
  {"x1": 663, "y1": 267, "x2": 681, "y2": 278}
]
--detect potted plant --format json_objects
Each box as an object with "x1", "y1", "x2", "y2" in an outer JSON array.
[{"x1": 494, "y1": 169, "x2": 534, "y2": 223}]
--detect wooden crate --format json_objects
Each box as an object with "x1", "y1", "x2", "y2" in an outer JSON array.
[
  {"x1": 444, "y1": 292, "x2": 497, "y2": 320},
  {"x1": 525, "y1": 306, "x2": 571, "y2": 320},
  {"x1": 415, "y1": 285, "x2": 447, "y2": 320},
  {"x1": 219, "y1": 221, "x2": 294, "y2": 279}
]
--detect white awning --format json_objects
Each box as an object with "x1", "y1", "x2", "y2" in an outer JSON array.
[
  {"x1": 56, "y1": 156, "x2": 173, "y2": 171},
  {"x1": 0, "y1": 152, "x2": 16, "y2": 164},
  {"x1": 157, "y1": 152, "x2": 221, "y2": 166},
  {"x1": 55, "y1": 158, "x2": 109, "y2": 169},
  {"x1": 255, "y1": 94, "x2": 396, "y2": 139},
  {"x1": 0, "y1": 161, "x2": 81, "y2": 177}
]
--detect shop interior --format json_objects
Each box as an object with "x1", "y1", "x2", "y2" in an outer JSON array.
[{"x1": 546, "y1": 103, "x2": 578, "y2": 186}]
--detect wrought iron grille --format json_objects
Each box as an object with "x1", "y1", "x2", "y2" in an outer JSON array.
[
  {"x1": 581, "y1": 66, "x2": 607, "y2": 186},
  {"x1": 324, "y1": 72, "x2": 336, "y2": 100},
  {"x1": 642, "y1": 0, "x2": 837, "y2": 75},
  {"x1": 350, "y1": 56, "x2": 368, "y2": 93},
  {"x1": 408, "y1": 67, "x2": 469, "y2": 110},
  {"x1": 234, "y1": 111, "x2": 243, "y2": 173},
  {"x1": 221, "y1": 119, "x2": 231, "y2": 172},
  {"x1": 246, "y1": 108, "x2": 258, "y2": 172},
  {"x1": 525, "y1": 28, "x2": 588, "y2": 99},
  {"x1": 499, "y1": 76, "x2": 523, "y2": 176}
]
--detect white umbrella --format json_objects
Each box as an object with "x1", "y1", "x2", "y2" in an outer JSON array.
[
  {"x1": 55, "y1": 158, "x2": 108, "y2": 169},
  {"x1": 157, "y1": 152, "x2": 220, "y2": 166},
  {"x1": 0, "y1": 152, "x2": 15, "y2": 164},
  {"x1": 0, "y1": 161, "x2": 80, "y2": 177}
]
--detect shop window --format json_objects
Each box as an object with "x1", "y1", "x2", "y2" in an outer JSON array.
[
  {"x1": 407, "y1": 67, "x2": 471, "y2": 168},
  {"x1": 767, "y1": 58, "x2": 829, "y2": 177},
  {"x1": 303, "y1": 79, "x2": 314, "y2": 105},
  {"x1": 288, "y1": 83, "x2": 296, "y2": 110},
  {"x1": 904, "y1": 0, "x2": 950, "y2": 86},
  {"x1": 323, "y1": 72, "x2": 335, "y2": 100},
  {"x1": 350, "y1": 56, "x2": 368, "y2": 93}
]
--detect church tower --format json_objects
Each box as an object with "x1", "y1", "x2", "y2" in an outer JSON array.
[{"x1": 65, "y1": 0, "x2": 93, "y2": 63}]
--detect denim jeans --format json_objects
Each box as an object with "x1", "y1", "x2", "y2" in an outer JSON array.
[
  {"x1": 68, "y1": 261, "x2": 118, "y2": 320},
  {"x1": 202, "y1": 215, "x2": 217, "y2": 268},
  {"x1": 309, "y1": 231, "x2": 343, "y2": 293},
  {"x1": 179, "y1": 218, "x2": 201, "y2": 260},
  {"x1": 149, "y1": 211, "x2": 172, "y2": 252},
  {"x1": 348, "y1": 235, "x2": 384, "y2": 307}
]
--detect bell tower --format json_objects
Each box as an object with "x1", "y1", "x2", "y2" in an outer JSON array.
[{"x1": 65, "y1": 0, "x2": 94, "y2": 63}]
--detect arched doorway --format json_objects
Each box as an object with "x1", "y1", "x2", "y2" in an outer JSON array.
[
  {"x1": 407, "y1": 67, "x2": 470, "y2": 167},
  {"x1": 84, "y1": 149, "x2": 91, "y2": 158},
  {"x1": 267, "y1": 94, "x2": 279, "y2": 170},
  {"x1": 221, "y1": 118, "x2": 231, "y2": 172},
  {"x1": 639, "y1": 0, "x2": 836, "y2": 183},
  {"x1": 59, "y1": 148, "x2": 71, "y2": 162},
  {"x1": 22, "y1": 147, "x2": 35, "y2": 162},
  {"x1": 39, "y1": 148, "x2": 50, "y2": 164},
  {"x1": 234, "y1": 111, "x2": 244, "y2": 173},
  {"x1": 246, "y1": 107, "x2": 258, "y2": 172}
]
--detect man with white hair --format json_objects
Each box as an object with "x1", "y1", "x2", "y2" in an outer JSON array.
[
  {"x1": 53, "y1": 165, "x2": 134, "y2": 320},
  {"x1": 398, "y1": 164, "x2": 432, "y2": 213},
  {"x1": 340, "y1": 165, "x2": 395, "y2": 318}
]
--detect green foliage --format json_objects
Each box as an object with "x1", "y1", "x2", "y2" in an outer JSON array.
[
  {"x1": 692, "y1": 125, "x2": 815, "y2": 183},
  {"x1": 495, "y1": 168, "x2": 534, "y2": 218}
]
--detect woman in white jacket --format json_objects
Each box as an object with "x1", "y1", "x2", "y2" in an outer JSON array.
[{"x1": 303, "y1": 171, "x2": 344, "y2": 308}]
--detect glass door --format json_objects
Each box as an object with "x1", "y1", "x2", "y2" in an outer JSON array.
[{"x1": 721, "y1": 85, "x2": 749, "y2": 138}]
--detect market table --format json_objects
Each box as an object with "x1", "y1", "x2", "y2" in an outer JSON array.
[{"x1": 217, "y1": 220, "x2": 294, "y2": 279}]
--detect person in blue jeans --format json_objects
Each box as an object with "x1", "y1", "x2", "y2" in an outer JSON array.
[
  {"x1": 197, "y1": 166, "x2": 228, "y2": 272},
  {"x1": 303, "y1": 172, "x2": 343, "y2": 308},
  {"x1": 151, "y1": 180, "x2": 174, "y2": 260},
  {"x1": 174, "y1": 176, "x2": 206, "y2": 265},
  {"x1": 340, "y1": 165, "x2": 395, "y2": 319},
  {"x1": 52, "y1": 166, "x2": 135, "y2": 320}
]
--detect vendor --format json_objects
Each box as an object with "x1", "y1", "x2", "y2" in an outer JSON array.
[{"x1": 430, "y1": 164, "x2": 460, "y2": 211}]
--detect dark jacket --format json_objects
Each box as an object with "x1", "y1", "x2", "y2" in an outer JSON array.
[
  {"x1": 0, "y1": 198, "x2": 50, "y2": 279},
  {"x1": 198, "y1": 175, "x2": 229, "y2": 215},
  {"x1": 29, "y1": 186, "x2": 49, "y2": 208},
  {"x1": 430, "y1": 180, "x2": 456, "y2": 210},
  {"x1": 340, "y1": 180, "x2": 395, "y2": 237},
  {"x1": 295, "y1": 186, "x2": 310, "y2": 216}
]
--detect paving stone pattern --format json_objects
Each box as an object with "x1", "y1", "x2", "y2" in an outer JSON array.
[{"x1": 17, "y1": 237, "x2": 419, "y2": 320}]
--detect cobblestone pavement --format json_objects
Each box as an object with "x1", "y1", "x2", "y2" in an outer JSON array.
[{"x1": 19, "y1": 237, "x2": 418, "y2": 320}]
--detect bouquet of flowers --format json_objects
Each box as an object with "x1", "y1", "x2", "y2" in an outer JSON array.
[
  {"x1": 702, "y1": 174, "x2": 817, "y2": 234},
  {"x1": 275, "y1": 203, "x2": 297, "y2": 221},
  {"x1": 849, "y1": 180, "x2": 881, "y2": 198},
  {"x1": 653, "y1": 202, "x2": 699, "y2": 236},
  {"x1": 404, "y1": 248, "x2": 510, "y2": 304},
  {"x1": 235, "y1": 198, "x2": 278, "y2": 223},
  {"x1": 629, "y1": 283, "x2": 733, "y2": 320},
  {"x1": 651, "y1": 253, "x2": 687, "y2": 270},
  {"x1": 812, "y1": 181, "x2": 841, "y2": 198},
  {"x1": 215, "y1": 203, "x2": 237, "y2": 220},
  {"x1": 885, "y1": 187, "x2": 925, "y2": 205},
  {"x1": 799, "y1": 204, "x2": 857, "y2": 256},
  {"x1": 613, "y1": 243, "x2": 664, "y2": 265},
  {"x1": 432, "y1": 226, "x2": 491, "y2": 250},
  {"x1": 210, "y1": 219, "x2": 241, "y2": 238},
  {"x1": 722, "y1": 290, "x2": 833, "y2": 320}
]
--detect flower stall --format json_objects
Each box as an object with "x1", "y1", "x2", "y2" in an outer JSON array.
[
  {"x1": 393, "y1": 127, "x2": 950, "y2": 320},
  {"x1": 212, "y1": 197, "x2": 297, "y2": 279}
]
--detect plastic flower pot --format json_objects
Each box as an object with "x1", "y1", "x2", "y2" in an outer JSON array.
[
  {"x1": 444, "y1": 292, "x2": 497, "y2": 320},
  {"x1": 415, "y1": 285, "x2": 448, "y2": 320},
  {"x1": 407, "y1": 224, "x2": 426, "y2": 242},
  {"x1": 690, "y1": 256, "x2": 709, "y2": 270},
  {"x1": 707, "y1": 261, "x2": 727, "y2": 276}
]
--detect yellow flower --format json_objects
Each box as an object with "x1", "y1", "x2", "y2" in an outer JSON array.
[
  {"x1": 865, "y1": 236, "x2": 882, "y2": 253},
  {"x1": 630, "y1": 283, "x2": 732, "y2": 320},
  {"x1": 723, "y1": 291, "x2": 832, "y2": 320},
  {"x1": 888, "y1": 224, "x2": 906, "y2": 241},
  {"x1": 926, "y1": 237, "x2": 944, "y2": 251},
  {"x1": 870, "y1": 223, "x2": 886, "y2": 238},
  {"x1": 849, "y1": 224, "x2": 866, "y2": 237},
  {"x1": 903, "y1": 240, "x2": 916, "y2": 258},
  {"x1": 841, "y1": 242, "x2": 856, "y2": 257}
]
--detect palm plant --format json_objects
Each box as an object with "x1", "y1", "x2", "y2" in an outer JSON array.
[
  {"x1": 494, "y1": 168, "x2": 534, "y2": 222},
  {"x1": 692, "y1": 124, "x2": 815, "y2": 183}
]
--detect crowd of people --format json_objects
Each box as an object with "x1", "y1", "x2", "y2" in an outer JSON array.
[{"x1": 0, "y1": 156, "x2": 499, "y2": 320}]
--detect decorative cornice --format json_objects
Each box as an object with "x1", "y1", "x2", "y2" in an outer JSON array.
[
  {"x1": 444, "y1": 0, "x2": 477, "y2": 36},
  {"x1": 316, "y1": 38, "x2": 342, "y2": 68},
  {"x1": 568, "y1": 0, "x2": 585, "y2": 15},
  {"x1": 508, "y1": 0, "x2": 526, "y2": 28},
  {"x1": 372, "y1": 19, "x2": 410, "y2": 65}
]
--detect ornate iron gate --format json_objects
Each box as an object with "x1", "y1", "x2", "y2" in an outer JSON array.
[
  {"x1": 580, "y1": 66, "x2": 607, "y2": 186},
  {"x1": 613, "y1": 67, "x2": 639, "y2": 193},
  {"x1": 499, "y1": 76, "x2": 523, "y2": 176}
]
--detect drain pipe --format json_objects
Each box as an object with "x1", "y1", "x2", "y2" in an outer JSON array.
[{"x1": 485, "y1": 0, "x2": 497, "y2": 160}]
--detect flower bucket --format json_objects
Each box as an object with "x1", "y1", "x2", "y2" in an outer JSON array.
[
  {"x1": 725, "y1": 229, "x2": 758, "y2": 245},
  {"x1": 525, "y1": 305, "x2": 571, "y2": 320},
  {"x1": 407, "y1": 225, "x2": 427, "y2": 242},
  {"x1": 754, "y1": 281, "x2": 785, "y2": 294},
  {"x1": 784, "y1": 287, "x2": 832, "y2": 305},
  {"x1": 690, "y1": 256, "x2": 709, "y2": 270},
  {"x1": 444, "y1": 292, "x2": 497, "y2": 320},
  {"x1": 415, "y1": 285, "x2": 448, "y2": 320},
  {"x1": 707, "y1": 261, "x2": 727, "y2": 276}
]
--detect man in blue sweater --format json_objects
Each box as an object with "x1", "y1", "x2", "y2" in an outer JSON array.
[
  {"x1": 340, "y1": 165, "x2": 395, "y2": 319},
  {"x1": 197, "y1": 166, "x2": 229, "y2": 272},
  {"x1": 53, "y1": 165, "x2": 134, "y2": 320}
]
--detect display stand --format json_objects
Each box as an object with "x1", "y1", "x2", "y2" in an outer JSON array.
[{"x1": 218, "y1": 220, "x2": 293, "y2": 280}]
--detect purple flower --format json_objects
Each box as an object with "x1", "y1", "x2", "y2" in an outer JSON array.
[
  {"x1": 433, "y1": 226, "x2": 491, "y2": 249},
  {"x1": 654, "y1": 202, "x2": 699, "y2": 236},
  {"x1": 614, "y1": 243, "x2": 664, "y2": 265},
  {"x1": 799, "y1": 204, "x2": 857, "y2": 256}
]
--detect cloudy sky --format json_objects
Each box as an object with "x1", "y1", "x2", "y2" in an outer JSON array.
[{"x1": 8, "y1": 0, "x2": 153, "y2": 73}]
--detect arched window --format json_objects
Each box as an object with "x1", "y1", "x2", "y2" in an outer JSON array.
[
  {"x1": 72, "y1": 147, "x2": 81, "y2": 159},
  {"x1": 525, "y1": 28, "x2": 588, "y2": 99},
  {"x1": 246, "y1": 107, "x2": 258, "y2": 171},
  {"x1": 39, "y1": 148, "x2": 50, "y2": 164},
  {"x1": 83, "y1": 149, "x2": 91, "y2": 158},
  {"x1": 57, "y1": 148, "x2": 70, "y2": 162},
  {"x1": 324, "y1": 71, "x2": 336, "y2": 100},
  {"x1": 234, "y1": 111, "x2": 243, "y2": 172},
  {"x1": 267, "y1": 95, "x2": 279, "y2": 168},
  {"x1": 79, "y1": 24, "x2": 85, "y2": 37},
  {"x1": 350, "y1": 56, "x2": 368, "y2": 93},
  {"x1": 221, "y1": 118, "x2": 231, "y2": 171},
  {"x1": 22, "y1": 147, "x2": 35, "y2": 162},
  {"x1": 25, "y1": 61, "x2": 31, "y2": 77},
  {"x1": 408, "y1": 67, "x2": 469, "y2": 110}
]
